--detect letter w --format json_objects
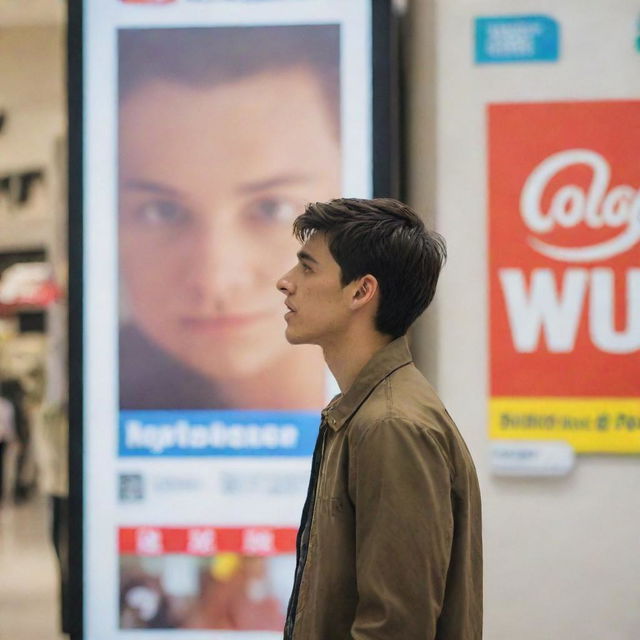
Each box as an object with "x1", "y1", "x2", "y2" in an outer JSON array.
[{"x1": 499, "y1": 268, "x2": 588, "y2": 352}]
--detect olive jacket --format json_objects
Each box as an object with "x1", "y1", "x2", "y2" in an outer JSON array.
[{"x1": 284, "y1": 337, "x2": 482, "y2": 639}]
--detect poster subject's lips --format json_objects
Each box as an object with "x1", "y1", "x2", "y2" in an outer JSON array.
[{"x1": 180, "y1": 313, "x2": 269, "y2": 330}]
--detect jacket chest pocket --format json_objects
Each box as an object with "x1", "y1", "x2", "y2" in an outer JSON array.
[{"x1": 316, "y1": 435, "x2": 351, "y2": 518}]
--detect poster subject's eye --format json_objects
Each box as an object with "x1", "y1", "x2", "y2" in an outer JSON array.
[
  {"x1": 134, "y1": 200, "x2": 190, "y2": 226},
  {"x1": 246, "y1": 197, "x2": 298, "y2": 224}
]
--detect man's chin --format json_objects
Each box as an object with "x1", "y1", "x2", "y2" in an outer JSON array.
[{"x1": 284, "y1": 328, "x2": 308, "y2": 345}]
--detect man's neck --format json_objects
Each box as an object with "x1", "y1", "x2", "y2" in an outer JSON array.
[{"x1": 322, "y1": 329, "x2": 393, "y2": 394}]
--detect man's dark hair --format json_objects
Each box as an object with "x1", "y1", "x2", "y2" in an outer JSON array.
[
  {"x1": 293, "y1": 198, "x2": 447, "y2": 338},
  {"x1": 118, "y1": 25, "x2": 340, "y2": 136}
]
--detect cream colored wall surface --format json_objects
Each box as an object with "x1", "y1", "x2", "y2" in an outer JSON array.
[
  {"x1": 405, "y1": 1, "x2": 640, "y2": 639},
  {"x1": 0, "y1": 0, "x2": 64, "y2": 27},
  {"x1": 0, "y1": 25, "x2": 65, "y2": 251}
]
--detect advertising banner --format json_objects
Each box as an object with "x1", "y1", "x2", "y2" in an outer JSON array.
[
  {"x1": 76, "y1": 1, "x2": 382, "y2": 638},
  {"x1": 488, "y1": 100, "x2": 640, "y2": 454}
]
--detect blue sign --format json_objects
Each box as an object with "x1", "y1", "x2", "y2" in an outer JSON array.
[
  {"x1": 119, "y1": 410, "x2": 319, "y2": 457},
  {"x1": 475, "y1": 15, "x2": 560, "y2": 64}
]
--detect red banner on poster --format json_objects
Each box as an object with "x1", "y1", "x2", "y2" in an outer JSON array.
[
  {"x1": 488, "y1": 101, "x2": 640, "y2": 452},
  {"x1": 119, "y1": 526, "x2": 298, "y2": 556}
]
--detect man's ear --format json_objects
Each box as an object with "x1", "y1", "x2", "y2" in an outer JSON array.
[{"x1": 351, "y1": 274, "x2": 378, "y2": 309}]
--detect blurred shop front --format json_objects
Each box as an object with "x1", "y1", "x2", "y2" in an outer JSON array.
[{"x1": 0, "y1": 1, "x2": 69, "y2": 639}]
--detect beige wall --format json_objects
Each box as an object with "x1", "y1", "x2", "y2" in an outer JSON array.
[
  {"x1": 405, "y1": 2, "x2": 640, "y2": 639},
  {"x1": 0, "y1": 25, "x2": 65, "y2": 252}
]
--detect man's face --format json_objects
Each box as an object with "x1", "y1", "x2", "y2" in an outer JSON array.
[
  {"x1": 119, "y1": 67, "x2": 341, "y2": 379},
  {"x1": 277, "y1": 233, "x2": 355, "y2": 348}
]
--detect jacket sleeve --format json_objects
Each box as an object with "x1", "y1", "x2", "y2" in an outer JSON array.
[{"x1": 348, "y1": 417, "x2": 453, "y2": 640}]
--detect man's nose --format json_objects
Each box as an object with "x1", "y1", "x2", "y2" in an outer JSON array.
[{"x1": 277, "y1": 270, "x2": 295, "y2": 295}]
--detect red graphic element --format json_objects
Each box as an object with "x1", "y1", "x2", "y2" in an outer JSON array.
[
  {"x1": 119, "y1": 526, "x2": 298, "y2": 555},
  {"x1": 0, "y1": 281, "x2": 62, "y2": 314},
  {"x1": 0, "y1": 261, "x2": 63, "y2": 315},
  {"x1": 488, "y1": 101, "x2": 640, "y2": 397}
]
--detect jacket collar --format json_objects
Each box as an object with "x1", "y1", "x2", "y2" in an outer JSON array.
[{"x1": 321, "y1": 336, "x2": 413, "y2": 431}]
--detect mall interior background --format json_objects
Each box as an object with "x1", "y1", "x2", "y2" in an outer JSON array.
[{"x1": 0, "y1": 0, "x2": 638, "y2": 639}]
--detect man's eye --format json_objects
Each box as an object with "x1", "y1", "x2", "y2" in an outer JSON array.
[
  {"x1": 301, "y1": 262, "x2": 312, "y2": 273},
  {"x1": 246, "y1": 197, "x2": 297, "y2": 223},
  {"x1": 134, "y1": 200, "x2": 189, "y2": 225}
]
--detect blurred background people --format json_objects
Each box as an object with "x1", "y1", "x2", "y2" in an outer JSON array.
[
  {"x1": 0, "y1": 384, "x2": 16, "y2": 504},
  {"x1": 39, "y1": 403, "x2": 69, "y2": 634},
  {"x1": 0, "y1": 376, "x2": 34, "y2": 504}
]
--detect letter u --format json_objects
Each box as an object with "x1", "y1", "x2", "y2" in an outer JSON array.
[{"x1": 590, "y1": 268, "x2": 640, "y2": 353}]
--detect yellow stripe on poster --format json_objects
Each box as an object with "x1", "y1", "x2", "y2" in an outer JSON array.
[{"x1": 489, "y1": 397, "x2": 640, "y2": 453}]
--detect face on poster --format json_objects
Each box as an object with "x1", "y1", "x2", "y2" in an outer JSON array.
[
  {"x1": 488, "y1": 100, "x2": 640, "y2": 453},
  {"x1": 83, "y1": 1, "x2": 372, "y2": 637},
  {"x1": 118, "y1": 24, "x2": 341, "y2": 412}
]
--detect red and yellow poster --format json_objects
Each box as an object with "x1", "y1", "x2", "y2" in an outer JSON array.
[{"x1": 488, "y1": 101, "x2": 640, "y2": 453}]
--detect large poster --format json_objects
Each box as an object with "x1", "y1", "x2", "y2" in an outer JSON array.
[
  {"x1": 489, "y1": 100, "x2": 640, "y2": 454},
  {"x1": 80, "y1": 1, "x2": 377, "y2": 638}
]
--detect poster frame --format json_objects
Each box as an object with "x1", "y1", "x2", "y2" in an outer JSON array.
[{"x1": 67, "y1": 1, "x2": 398, "y2": 638}]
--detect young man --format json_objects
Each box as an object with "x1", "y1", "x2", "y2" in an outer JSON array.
[{"x1": 277, "y1": 198, "x2": 483, "y2": 639}]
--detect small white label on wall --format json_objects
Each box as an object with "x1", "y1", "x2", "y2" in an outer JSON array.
[{"x1": 490, "y1": 440, "x2": 575, "y2": 476}]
